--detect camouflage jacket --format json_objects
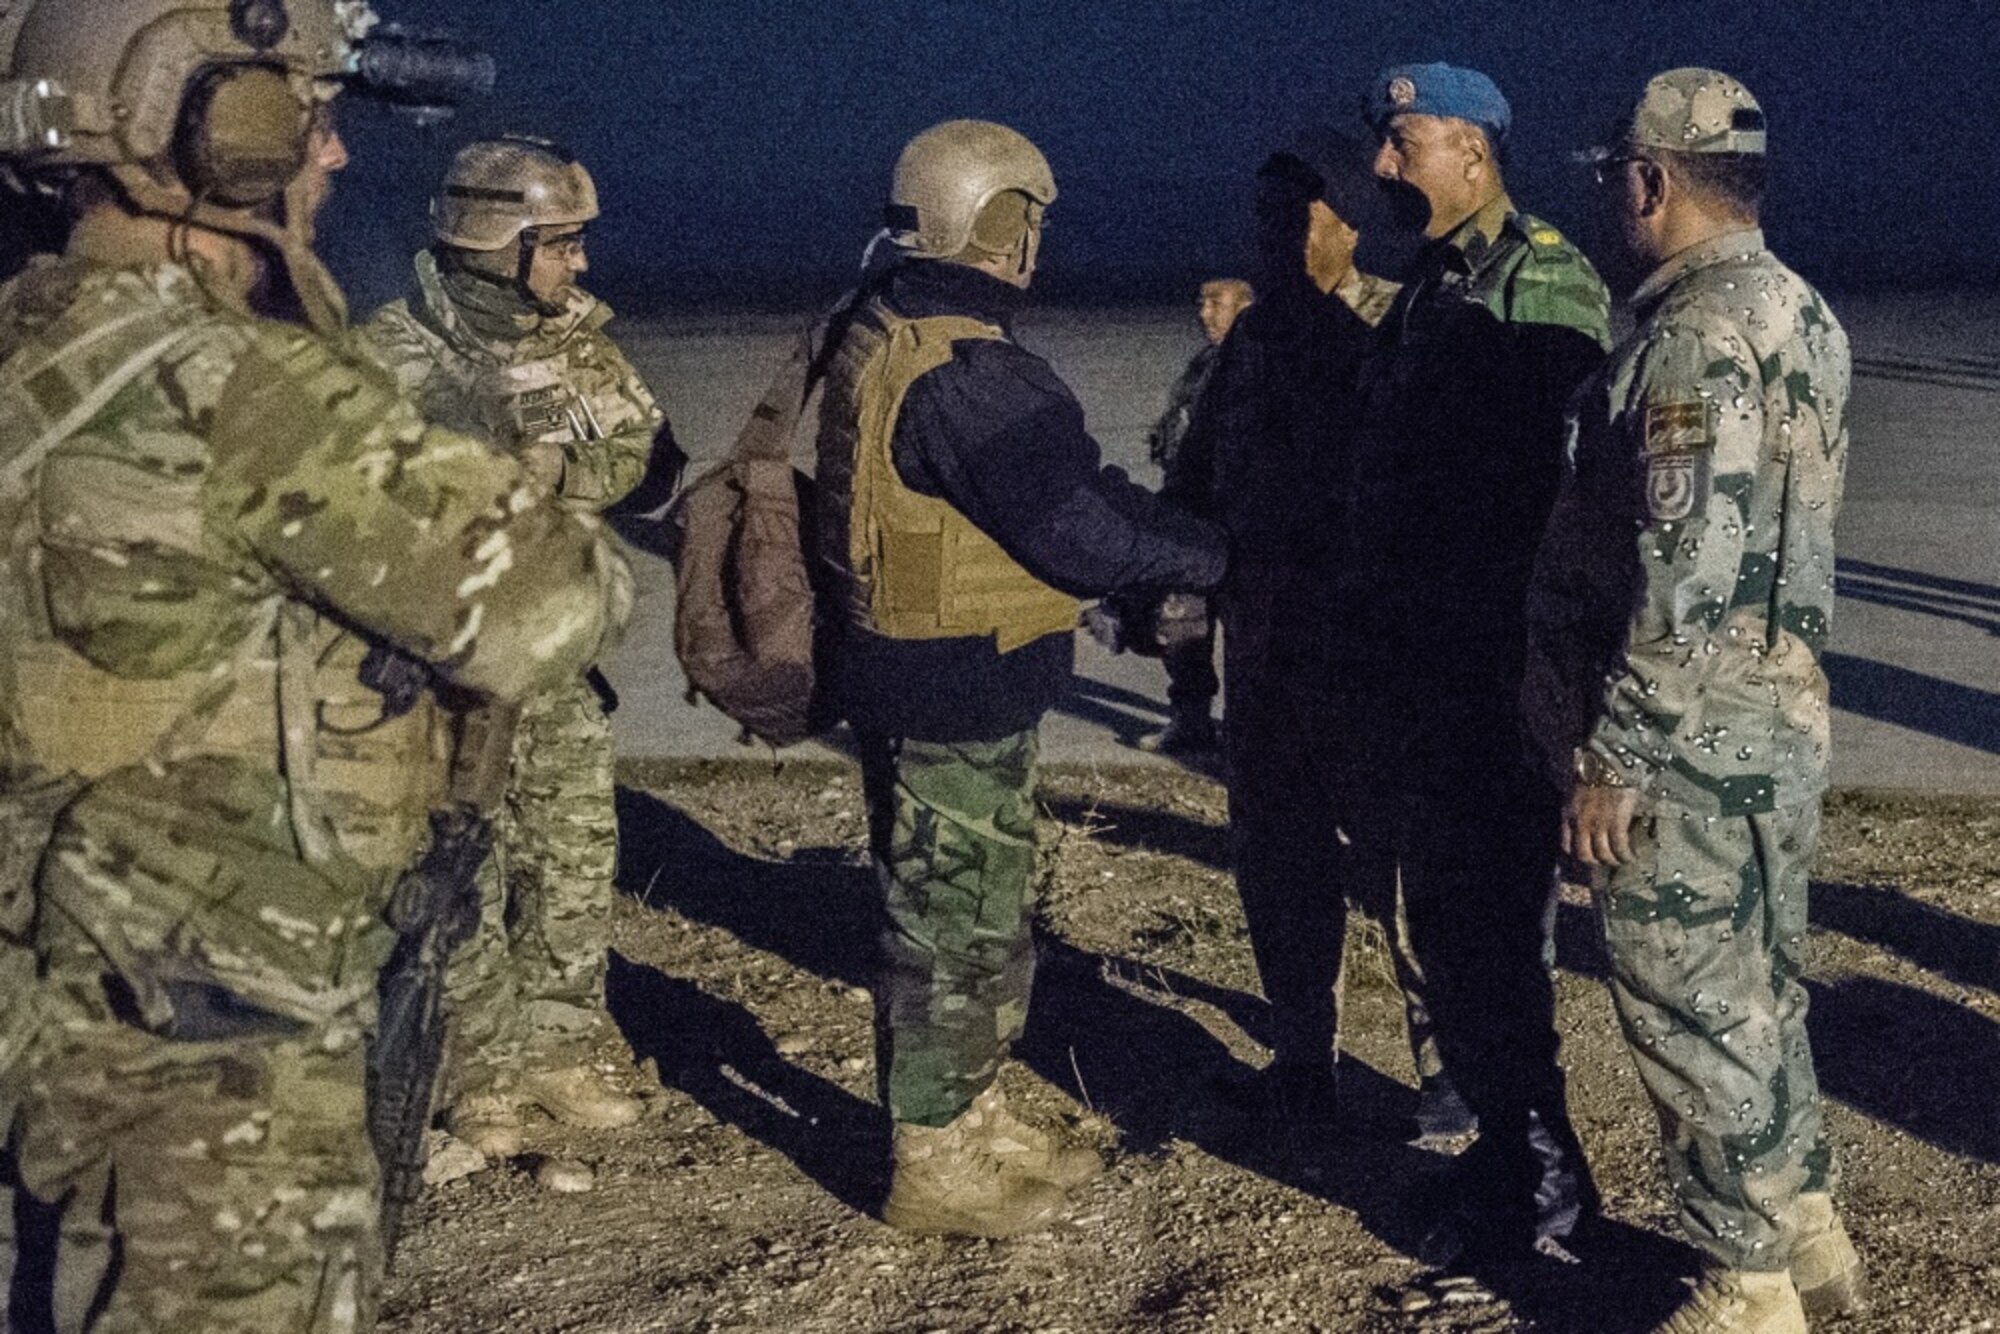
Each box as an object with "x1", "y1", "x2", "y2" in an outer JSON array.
[
  {"x1": 0, "y1": 249, "x2": 632, "y2": 1037},
  {"x1": 1347, "y1": 195, "x2": 1611, "y2": 672},
  {"x1": 360, "y1": 250, "x2": 662, "y2": 512},
  {"x1": 1524, "y1": 229, "x2": 1849, "y2": 814}
]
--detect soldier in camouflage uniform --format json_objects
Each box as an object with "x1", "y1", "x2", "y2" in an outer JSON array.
[
  {"x1": 360, "y1": 139, "x2": 664, "y2": 1166},
  {"x1": 0, "y1": 4, "x2": 630, "y2": 1328},
  {"x1": 1129, "y1": 278, "x2": 1250, "y2": 756},
  {"x1": 816, "y1": 120, "x2": 1226, "y2": 1238},
  {"x1": 1347, "y1": 63, "x2": 1612, "y2": 1268},
  {"x1": 1525, "y1": 71, "x2": 1860, "y2": 1334}
]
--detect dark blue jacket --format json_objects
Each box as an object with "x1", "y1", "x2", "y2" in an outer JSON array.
[{"x1": 824, "y1": 262, "x2": 1227, "y2": 742}]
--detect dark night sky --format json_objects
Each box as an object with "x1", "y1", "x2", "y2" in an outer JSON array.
[{"x1": 314, "y1": 0, "x2": 2000, "y2": 313}]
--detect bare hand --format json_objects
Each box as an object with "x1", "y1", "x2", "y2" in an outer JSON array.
[{"x1": 1563, "y1": 784, "x2": 1642, "y2": 868}]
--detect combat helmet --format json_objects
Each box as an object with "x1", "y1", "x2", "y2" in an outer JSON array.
[
  {"x1": 428, "y1": 135, "x2": 598, "y2": 312},
  {"x1": 0, "y1": 0, "x2": 490, "y2": 329},
  {"x1": 887, "y1": 119, "x2": 1056, "y2": 261},
  {"x1": 432, "y1": 135, "x2": 599, "y2": 251}
]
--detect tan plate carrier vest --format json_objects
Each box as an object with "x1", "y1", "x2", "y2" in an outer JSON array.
[{"x1": 843, "y1": 304, "x2": 1078, "y2": 653}]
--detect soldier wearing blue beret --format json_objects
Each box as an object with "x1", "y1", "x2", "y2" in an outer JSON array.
[{"x1": 1335, "y1": 61, "x2": 1614, "y2": 1272}]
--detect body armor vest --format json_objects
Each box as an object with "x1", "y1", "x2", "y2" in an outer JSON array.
[
  {"x1": 815, "y1": 301, "x2": 1078, "y2": 653},
  {"x1": 0, "y1": 262, "x2": 445, "y2": 875}
]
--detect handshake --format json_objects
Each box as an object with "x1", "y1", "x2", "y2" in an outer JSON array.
[{"x1": 1081, "y1": 591, "x2": 1210, "y2": 658}]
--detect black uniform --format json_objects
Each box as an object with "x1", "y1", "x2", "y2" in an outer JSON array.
[{"x1": 1338, "y1": 195, "x2": 1612, "y2": 1256}]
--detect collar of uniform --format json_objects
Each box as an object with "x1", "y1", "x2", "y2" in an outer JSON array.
[
  {"x1": 884, "y1": 259, "x2": 1025, "y2": 335},
  {"x1": 1434, "y1": 192, "x2": 1517, "y2": 278},
  {"x1": 64, "y1": 215, "x2": 251, "y2": 317},
  {"x1": 411, "y1": 248, "x2": 603, "y2": 362},
  {"x1": 1629, "y1": 227, "x2": 1767, "y2": 312}
]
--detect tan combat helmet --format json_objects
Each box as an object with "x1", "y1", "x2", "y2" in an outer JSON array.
[
  {"x1": 432, "y1": 135, "x2": 600, "y2": 252},
  {"x1": 0, "y1": 0, "x2": 489, "y2": 329},
  {"x1": 888, "y1": 119, "x2": 1056, "y2": 261}
]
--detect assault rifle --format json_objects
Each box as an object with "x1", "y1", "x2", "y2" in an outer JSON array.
[{"x1": 368, "y1": 697, "x2": 518, "y2": 1267}]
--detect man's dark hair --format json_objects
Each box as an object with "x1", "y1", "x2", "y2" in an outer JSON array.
[{"x1": 1656, "y1": 150, "x2": 1765, "y2": 221}]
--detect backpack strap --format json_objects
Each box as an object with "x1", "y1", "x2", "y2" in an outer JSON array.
[
  {"x1": 0, "y1": 305, "x2": 221, "y2": 493},
  {"x1": 732, "y1": 323, "x2": 816, "y2": 464}
]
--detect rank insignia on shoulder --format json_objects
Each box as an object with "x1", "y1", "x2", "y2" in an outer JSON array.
[
  {"x1": 1644, "y1": 399, "x2": 1716, "y2": 454},
  {"x1": 1532, "y1": 228, "x2": 1562, "y2": 248}
]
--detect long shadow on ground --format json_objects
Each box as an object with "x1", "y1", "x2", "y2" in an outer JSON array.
[
  {"x1": 608, "y1": 782, "x2": 1996, "y2": 1324},
  {"x1": 1018, "y1": 939, "x2": 1696, "y2": 1332},
  {"x1": 1811, "y1": 880, "x2": 2000, "y2": 994},
  {"x1": 608, "y1": 786, "x2": 884, "y2": 1211},
  {"x1": 1042, "y1": 795, "x2": 1231, "y2": 872},
  {"x1": 605, "y1": 951, "x2": 885, "y2": 1215},
  {"x1": 614, "y1": 786, "x2": 875, "y2": 989},
  {"x1": 1807, "y1": 972, "x2": 2000, "y2": 1165}
]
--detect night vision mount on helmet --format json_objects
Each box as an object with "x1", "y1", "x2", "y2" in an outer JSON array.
[{"x1": 0, "y1": 0, "x2": 492, "y2": 329}]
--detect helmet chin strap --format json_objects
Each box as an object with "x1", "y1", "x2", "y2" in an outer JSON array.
[
  {"x1": 109, "y1": 164, "x2": 348, "y2": 334},
  {"x1": 513, "y1": 226, "x2": 562, "y2": 316}
]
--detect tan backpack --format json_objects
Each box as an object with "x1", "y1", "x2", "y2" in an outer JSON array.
[{"x1": 671, "y1": 328, "x2": 824, "y2": 747}]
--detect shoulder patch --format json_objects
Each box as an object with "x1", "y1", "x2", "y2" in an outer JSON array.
[
  {"x1": 1645, "y1": 452, "x2": 1705, "y2": 522},
  {"x1": 1644, "y1": 399, "x2": 1717, "y2": 454}
]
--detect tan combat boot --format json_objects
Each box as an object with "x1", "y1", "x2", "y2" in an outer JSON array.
[
  {"x1": 881, "y1": 1105, "x2": 1066, "y2": 1238},
  {"x1": 1789, "y1": 1192, "x2": 1867, "y2": 1317},
  {"x1": 445, "y1": 1091, "x2": 524, "y2": 1160},
  {"x1": 520, "y1": 1064, "x2": 645, "y2": 1130},
  {"x1": 1650, "y1": 1268, "x2": 1806, "y2": 1334},
  {"x1": 970, "y1": 1086, "x2": 1104, "y2": 1189}
]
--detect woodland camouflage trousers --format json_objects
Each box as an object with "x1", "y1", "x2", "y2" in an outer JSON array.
[{"x1": 860, "y1": 729, "x2": 1041, "y2": 1128}]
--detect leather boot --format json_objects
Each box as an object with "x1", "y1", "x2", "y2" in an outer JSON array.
[
  {"x1": 1135, "y1": 706, "x2": 1218, "y2": 756},
  {"x1": 970, "y1": 1086, "x2": 1104, "y2": 1189},
  {"x1": 1650, "y1": 1268, "x2": 1806, "y2": 1334},
  {"x1": 1788, "y1": 1192, "x2": 1867, "y2": 1317},
  {"x1": 520, "y1": 1064, "x2": 645, "y2": 1130},
  {"x1": 445, "y1": 1091, "x2": 524, "y2": 1160},
  {"x1": 881, "y1": 1104, "x2": 1066, "y2": 1238}
]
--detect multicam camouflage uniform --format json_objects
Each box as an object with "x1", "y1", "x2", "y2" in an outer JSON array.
[
  {"x1": 1524, "y1": 226, "x2": 1850, "y2": 1270},
  {"x1": 0, "y1": 252, "x2": 628, "y2": 1330},
  {"x1": 362, "y1": 248, "x2": 661, "y2": 1085}
]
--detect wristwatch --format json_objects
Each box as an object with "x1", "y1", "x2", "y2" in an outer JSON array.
[{"x1": 1572, "y1": 749, "x2": 1631, "y2": 789}]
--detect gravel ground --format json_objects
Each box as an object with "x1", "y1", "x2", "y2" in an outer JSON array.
[{"x1": 382, "y1": 761, "x2": 2000, "y2": 1334}]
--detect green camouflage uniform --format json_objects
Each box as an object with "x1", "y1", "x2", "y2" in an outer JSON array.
[
  {"x1": 1524, "y1": 228, "x2": 1850, "y2": 1269},
  {"x1": 0, "y1": 247, "x2": 629, "y2": 1330},
  {"x1": 861, "y1": 731, "x2": 1040, "y2": 1127},
  {"x1": 360, "y1": 250, "x2": 661, "y2": 1083}
]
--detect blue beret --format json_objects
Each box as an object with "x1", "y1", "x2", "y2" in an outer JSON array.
[{"x1": 1364, "y1": 63, "x2": 1512, "y2": 145}]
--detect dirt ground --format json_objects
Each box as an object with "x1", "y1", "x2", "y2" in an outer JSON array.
[{"x1": 381, "y1": 760, "x2": 2000, "y2": 1334}]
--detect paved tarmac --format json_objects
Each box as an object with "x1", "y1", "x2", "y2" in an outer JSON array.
[{"x1": 603, "y1": 294, "x2": 2000, "y2": 794}]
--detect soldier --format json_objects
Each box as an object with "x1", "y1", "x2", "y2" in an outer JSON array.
[
  {"x1": 1162, "y1": 131, "x2": 1472, "y2": 1143},
  {"x1": 813, "y1": 120, "x2": 1227, "y2": 1238},
  {"x1": 0, "y1": 2, "x2": 631, "y2": 1328},
  {"x1": 1132, "y1": 277, "x2": 1252, "y2": 756},
  {"x1": 360, "y1": 138, "x2": 665, "y2": 1170},
  {"x1": 1348, "y1": 63, "x2": 1611, "y2": 1267},
  {"x1": 1525, "y1": 70, "x2": 1860, "y2": 1333}
]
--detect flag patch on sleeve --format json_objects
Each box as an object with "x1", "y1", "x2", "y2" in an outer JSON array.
[{"x1": 1644, "y1": 399, "x2": 1716, "y2": 454}]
